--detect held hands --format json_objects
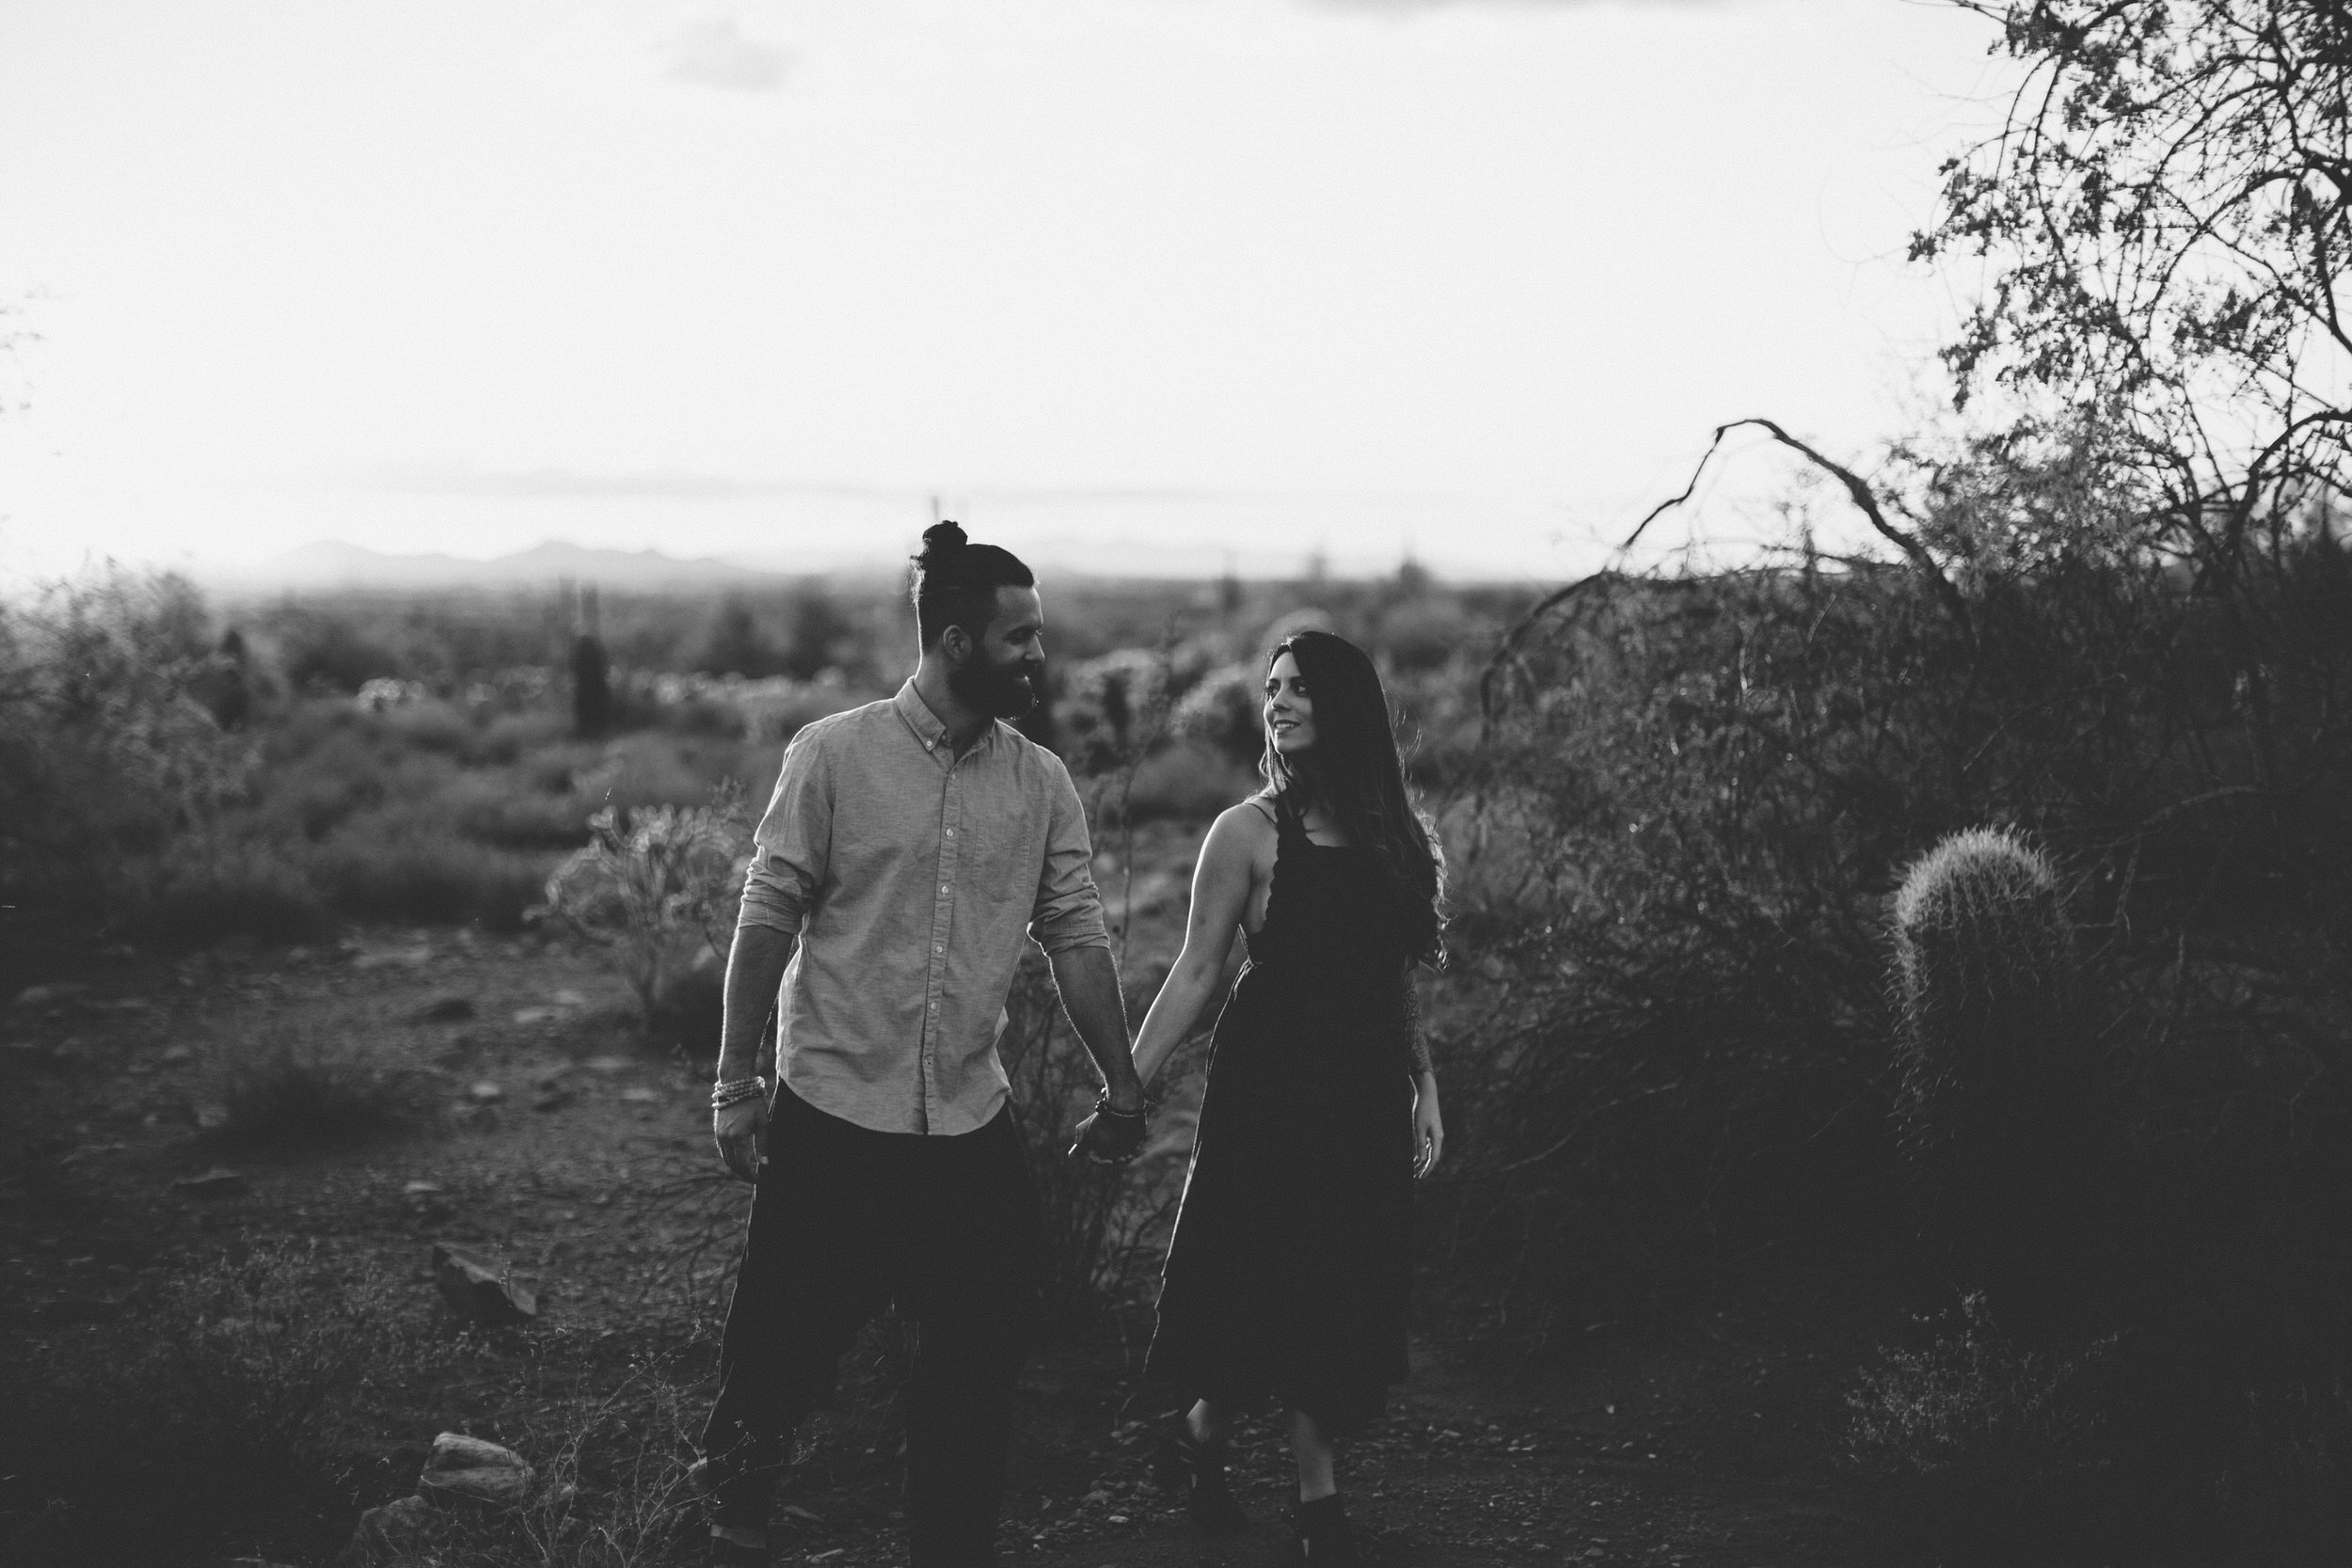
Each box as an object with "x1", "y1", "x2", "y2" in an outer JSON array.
[
  {"x1": 1068, "y1": 1089, "x2": 1149, "y2": 1165},
  {"x1": 713, "y1": 1096, "x2": 769, "y2": 1184}
]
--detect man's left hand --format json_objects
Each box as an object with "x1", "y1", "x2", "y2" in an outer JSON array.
[{"x1": 1069, "y1": 1098, "x2": 1148, "y2": 1164}]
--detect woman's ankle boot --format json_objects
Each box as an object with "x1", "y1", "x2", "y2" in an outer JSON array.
[
  {"x1": 1154, "y1": 1414, "x2": 1249, "y2": 1535},
  {"x1": 1286, "y1": 1492, "x2": 1358, "y2": 1564}
]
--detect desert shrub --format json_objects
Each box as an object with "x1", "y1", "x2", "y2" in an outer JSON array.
[
  {"x1": 437, "y1": 770, "x2": 596, "y2": 850},
  {"x1": 995, "y1": 954, "x2": 1188, "y2": 1331},
  {"x1": 1845, "y1": 1294, "x2": 2111, "y2": 1548},
  {"x1": 209, "y1": 1026, "x2": 431, "y2": 1149},
  {"x1": 1436, "y1": 539, "x2": 2351, "y2": 1548},
  {"x1": 0, "y1": 1241, "x2": 447, "y2": 1567},
  {"x1": 537, "y1": 792, "x2": 749, "y2": 1024},
  {"x1": 0, "y1": 569, "x2": 258, "y2": 969},
  {"x1": 381, "y1": 697, "x2": 474, "y2": 754},
  {"x1": 1443, "y1": 542, "x2": 2352, "y2": 1312},
  {"x1": 660, "y1": 692, "x2": 746, "y2": 737},
  {"x1": 1120, "y1": 740, "x2": 1260, "y2": 823},
  {"x1": 389, "y1": 1373, "x2": 707, "y2": 1568},
  {"x1": 280, "y1": 768, "x2": 387, "y2": 842},
  {"x1": 161, "y1": 1243, "x2": 439, "y2": 1450},
  {"x1": 1849, "y1": 1302, "x2": 2351, "y2": 1562},
  {"x1": 273, "y1": 608, "x2": 403, "y2": 693},
  {"x1": 315, "y1": 824, "x2": 552, "y2": 930},
  {"x1": 693, "y1": 596, "x2": 787, "y2": 679},
  {"x1": 1058, "y1": 647, "x2": 1173, "y2": 777},
  {"x1": 469, "y1": 708, "x2": 571, "y2": 766},
  {"x1": 1368, "y1": 594, "x2": 1476, "y2": 674},
  {"x1": 1168, "y1": 660, "x2": 1263, "y2": 768},
  {"x1": 141, "y1": 836, "x2": 334, "y2": 947},
  {"x1": 734, "y1": 681, "x2": 857, "y2": 746},
  {"x1": 596, "y1": 731, "x2": 747, "y2": 814},
  {"x1": 647, "y1": 958, "x2": 726, "y2": 1061}
]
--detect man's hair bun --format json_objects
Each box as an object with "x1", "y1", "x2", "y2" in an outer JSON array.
[{"x1": 908, "y1": 521, "x2": 1034, "y2": 650}]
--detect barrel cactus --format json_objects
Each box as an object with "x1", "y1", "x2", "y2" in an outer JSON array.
[{"x1": 1890, "y1": 828, "x2": 2092, "y2": 1339}]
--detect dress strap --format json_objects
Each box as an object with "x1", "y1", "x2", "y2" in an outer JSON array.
[{"x1": 1268, "y1": 790, "x2": 1302, "y2": 839}]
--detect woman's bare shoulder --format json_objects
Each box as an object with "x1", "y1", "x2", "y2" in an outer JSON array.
[
  {"x1": 1201, "y1": 795, "x2": 1278, "y2": 860},
  {"x1": 1222, "y1": 794, "x2": 1280, "y2": 832}
]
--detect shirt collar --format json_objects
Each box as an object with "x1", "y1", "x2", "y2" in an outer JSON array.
[{"x1": 894, "y1": 679, "x2": 998, "y2": 757}]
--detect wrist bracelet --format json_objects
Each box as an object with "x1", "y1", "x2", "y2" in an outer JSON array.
[
  {"x1": 1091, "y1": 1092, "x2": 1147, "y2": 1122},
  {"x1": 711, "y1": 1077, "x2": 768, "y2": 1109}
]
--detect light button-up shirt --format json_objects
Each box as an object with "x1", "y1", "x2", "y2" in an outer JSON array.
[{"x1": 736, "y1": 681, "x2": 1109, "y2": 1134}]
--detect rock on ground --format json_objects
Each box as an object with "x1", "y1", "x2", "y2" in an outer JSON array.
[
  {"x1": 431, "y1": 1241, "x2": 538, "y2": 1324},
  {"x1": 418, "y1": 1430, "x2": 534, "y2": 1510},
  {"x1": 329, "y1": 1493, "x2": 433, "y2": 1568},
  {"x1": 172, "y1": 1167, "x2": 248, "y2": 1197}
]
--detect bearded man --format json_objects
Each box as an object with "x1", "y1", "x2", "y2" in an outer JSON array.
[{"x1": 698, "y1": 523, "x2": 1148, "y2": 1566}]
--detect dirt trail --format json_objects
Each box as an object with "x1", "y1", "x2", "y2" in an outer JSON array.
[
  {"x1": 993, "y1": 1282, "x2": 1877, "y2": 1568},
  {"x1": 1, "y1": 934, "x2": 1890, "y2": 1568}
]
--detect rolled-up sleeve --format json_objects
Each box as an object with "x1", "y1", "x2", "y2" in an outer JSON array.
[
  {"x1": 737, "y1": 726, "x2": 832, "y2": 934},
  {"x1": 1027, "y1": 754, "x2": 1109, "y2": 956}
]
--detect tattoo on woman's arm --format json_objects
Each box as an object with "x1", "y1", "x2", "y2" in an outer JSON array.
[{"x1": 1403, "y1": 968, "x2": 1433, "y2": 1080}]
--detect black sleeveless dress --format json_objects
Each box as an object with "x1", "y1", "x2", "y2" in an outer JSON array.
[{"x1": 1146, "y1": 792, "x2": 1417, "y2": 1433}]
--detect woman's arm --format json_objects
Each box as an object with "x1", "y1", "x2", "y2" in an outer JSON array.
[
  {"x1": 1406, "y1": 965, "x2": 1444, "y2": 1178},
  {"x1": 1131, "y1": 804, "x2": 1265, "y2": 1088},
  {"x1": 1402, "y1": 965, "x2": 1434, "y2": 1082}
]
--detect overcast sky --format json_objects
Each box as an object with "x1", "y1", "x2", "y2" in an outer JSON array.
[{"x1": 0, "y1": 0, "x2": 2011, "y2": 584}]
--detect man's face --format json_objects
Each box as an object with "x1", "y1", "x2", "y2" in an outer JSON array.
[{"x1": 946, "y1": 586, "x2": 1046, "y2": 720}]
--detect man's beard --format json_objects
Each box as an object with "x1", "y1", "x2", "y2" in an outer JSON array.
[{"x1": 947, "y1": 651, "x2": 1041, "y2": 720}]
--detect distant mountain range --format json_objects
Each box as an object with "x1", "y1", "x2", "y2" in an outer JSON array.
[
  {"x1": 226, "y1": 540, "x2": 785, "y2": 592},
  {"x1": 199, "y1": 532, "x2": 1471, "y2": 593}
]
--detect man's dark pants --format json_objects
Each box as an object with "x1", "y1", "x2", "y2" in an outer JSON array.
[{"x1": 701, "y1": 1085, "x2": 1040, "y2": 1566}]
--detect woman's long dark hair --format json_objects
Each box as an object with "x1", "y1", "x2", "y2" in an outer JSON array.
[{"x1": 1261, "y1": 630, "x2": 1445, "y2": 963}]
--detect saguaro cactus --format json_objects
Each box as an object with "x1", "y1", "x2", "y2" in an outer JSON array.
[
  {"x1": 570, "y1": 581, "x2": 611, "y2": 738},
  {"x1": 1891, "y1": 828, "x2": 2091, "y2": 1339}
]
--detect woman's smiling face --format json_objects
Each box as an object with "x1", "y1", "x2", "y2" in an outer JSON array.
[{"x1": 1264, "y1": 650, "x2": 1314, "y2": 756}]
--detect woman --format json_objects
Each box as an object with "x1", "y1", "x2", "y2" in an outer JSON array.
[{"x1": 1133, "y1": 629, "x2": 1445, "y2": 1565}]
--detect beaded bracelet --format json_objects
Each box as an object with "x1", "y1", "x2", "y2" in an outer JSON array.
[
  {"x1": 1089, "y1": 1091, "x2": 1148, "y2": 1123},
  {"x1": 710, "y1": 1076, "x2": 768, "y2": 1110}
]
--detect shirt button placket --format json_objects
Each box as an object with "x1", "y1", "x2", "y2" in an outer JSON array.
[{"x1": 927, "y1": 761, "x2": 961, "y2": 1132}]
